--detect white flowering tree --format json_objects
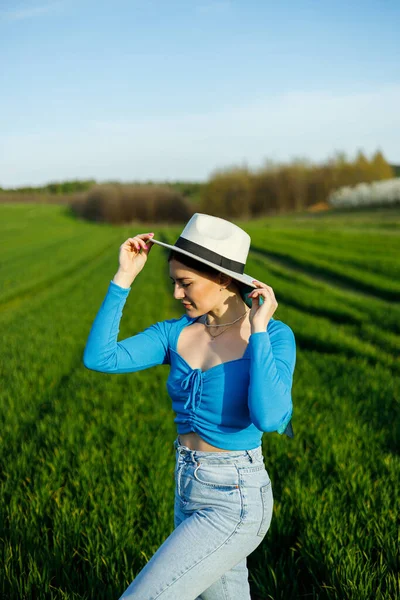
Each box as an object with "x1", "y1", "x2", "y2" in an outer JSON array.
[{"x1": 328, "y1": 178, "x2": 400, "y2": 208}]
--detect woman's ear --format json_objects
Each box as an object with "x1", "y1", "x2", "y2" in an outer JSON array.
[{"x1": 218, "y1": 272, "x2": 233, "y2": 289}]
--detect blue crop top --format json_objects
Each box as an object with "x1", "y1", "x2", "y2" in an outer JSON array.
[{"x1": 83, "y1": 280, "x2": 297, "y2": 450}]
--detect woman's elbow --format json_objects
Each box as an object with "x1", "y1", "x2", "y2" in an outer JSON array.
[
  {"x1": 83, "y1": 349, "x2": 106, "y2": 372},
  {"x1": 83, "y1": 354, "x2": 99, "y2": 371},
  {"x1": 252, "y1": 396, "x2": 292, "y2": 432},
  {"x1": 254, "y1": 417, "x2": 284, "y2": 433}
]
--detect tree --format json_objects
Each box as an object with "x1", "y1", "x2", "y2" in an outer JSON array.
[{"x1": 370, "y1": 150, "x2": 394, "y2": 181}]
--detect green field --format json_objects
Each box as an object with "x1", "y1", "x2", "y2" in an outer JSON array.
[{"x1": 1, "y1": 203, "x2": 399, "y2": 600}]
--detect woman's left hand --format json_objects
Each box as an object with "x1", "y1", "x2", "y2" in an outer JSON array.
[{"x1": 248, "y1": 280, "x2": 278, "y2": 331}]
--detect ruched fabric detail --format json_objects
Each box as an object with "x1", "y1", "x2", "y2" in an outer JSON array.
[{"x1": 181, "y1": 369, "x2": 204, "y2": 412}]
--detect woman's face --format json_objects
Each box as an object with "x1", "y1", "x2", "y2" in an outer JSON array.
[{"x1": 168, "y1": 258, "x2": 222, "y2": 314}]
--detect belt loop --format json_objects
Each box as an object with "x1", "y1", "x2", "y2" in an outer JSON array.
[{"x1": 246, "y1": 449, "x2": 253, "y2": 463}]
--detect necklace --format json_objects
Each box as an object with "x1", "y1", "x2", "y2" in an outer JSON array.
[
  {"x1": 204, "y1": 308, "x2": 249, "y2": 340},
  {"x1": 204, "y1": 308, "x2": 249, "y2": 328}
]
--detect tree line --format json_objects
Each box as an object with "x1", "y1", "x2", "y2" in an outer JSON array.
[
  {"x1": 198, "y1": 150, "x2": 395, "y2": 218},
  {"x1": 0, "y1": 150, "x2": 397, "y2": 223}
]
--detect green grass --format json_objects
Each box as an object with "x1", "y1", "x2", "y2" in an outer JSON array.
[{"x1": 0, "y1": 203, "x2": 399, "y2": 599}]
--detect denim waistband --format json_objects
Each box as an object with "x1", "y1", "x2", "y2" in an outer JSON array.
[{"x1": 173, "y1": 435, "x2": 263, "y2": 465}]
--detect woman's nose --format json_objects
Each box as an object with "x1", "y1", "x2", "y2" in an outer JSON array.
[{"x1": 173, "y1": 285, "x2": 185, "y2": 300}]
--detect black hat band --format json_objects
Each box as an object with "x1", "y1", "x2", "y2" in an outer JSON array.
[{"x1": 174, "y1": 237, "x2": 245, "y2": 274}]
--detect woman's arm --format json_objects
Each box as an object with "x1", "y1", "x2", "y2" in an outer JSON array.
[
  {"x1": 247, "y1": 321, "x2": 296, "y2": 434},
  {"x1": 83, "y1": 280, "x2": 170, "y2": 373}
]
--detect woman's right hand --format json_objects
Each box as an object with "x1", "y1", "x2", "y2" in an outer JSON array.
[{"x1": 118, "y1": 232, "x2": 155, "y2": 277}]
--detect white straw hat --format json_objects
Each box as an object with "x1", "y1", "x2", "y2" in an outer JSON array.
[{"x1": 150, "y1": 213, "x2": 258, "y2": 289}]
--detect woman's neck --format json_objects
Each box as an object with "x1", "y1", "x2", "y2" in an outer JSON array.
[{"x1": 206, "y1": 296, "x2": 249, "y2": 327}]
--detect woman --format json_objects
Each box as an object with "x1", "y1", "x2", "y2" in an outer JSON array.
[{"x1": 83, "y1": 213, "x2": 296, "y2": 600}]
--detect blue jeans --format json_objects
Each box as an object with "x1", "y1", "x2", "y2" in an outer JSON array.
[{"x1": 118, "y1": 435, "x2": 273, "y2": 599}]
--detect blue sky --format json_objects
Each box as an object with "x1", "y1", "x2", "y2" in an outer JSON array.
[{"x1": 1, "y1": 0, "x2": 399, "y2": 187}]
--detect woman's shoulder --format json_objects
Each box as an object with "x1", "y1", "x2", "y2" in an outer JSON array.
[
  {"x1": 148, "y1": 313, "x2": 195, "y2": 340},
  {"x1": 160, "y1": 313, "x2": 195, "y2": 329},
  {"x1": 145, "y1": 313, "x2": 198, "y2": 356},
  {"x1": 267, "y1": 317, "x2": 296, "y2": 341}
]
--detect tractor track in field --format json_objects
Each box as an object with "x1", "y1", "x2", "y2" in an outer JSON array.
[
  {"x1": 0, "y1": 230, "x2": 92, "y2": 267},
  {"x1": 0, "y1": 238, "x2": 119, "y2": 317},
  {"x1": 250, "y1": 246, "x2": 400, "y2": 304},
  {"x1": 11, "y1": 357, "x2": 87, "y2": 454}
]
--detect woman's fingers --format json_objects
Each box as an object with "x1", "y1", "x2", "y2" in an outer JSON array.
[
  {"x1": 127, "y1": 233, "x2": 154, "y2": 251},
  {"x1": 250, "y1": 280, "x2": 267, "y2": 296},
  {"x1": 249, "y1": 280, "x2": 278, "y2": 304},
  {"x1": 127, "y1": 239, "x2": 141, "y2": 251},
  {"x1": 251, "y1": 280, "x2": 273, "y2": 292},
  {"x1": 136, "y1": 232, "x2": 154, "y2": 242}
]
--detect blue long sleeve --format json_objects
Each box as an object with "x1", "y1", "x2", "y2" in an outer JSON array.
[
  {"x1": 83, "y1": 280, "x2": 170, "y2": 373},
  {"x1": 247, "y1": 323, "x2": 296, "y2": 434},
  {"x1": 83, "y1": 279, "x2": 296, "y2": 447}
]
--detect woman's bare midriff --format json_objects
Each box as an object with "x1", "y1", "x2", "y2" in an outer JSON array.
[{"x1": 179, "y1": 431, "x2": 231, "y2": 452}]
